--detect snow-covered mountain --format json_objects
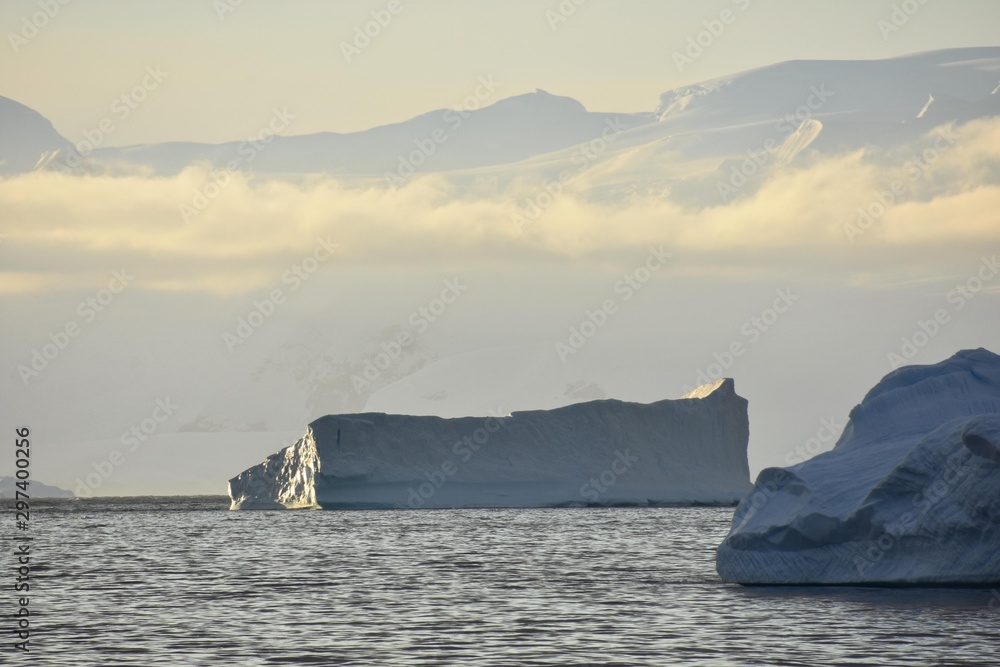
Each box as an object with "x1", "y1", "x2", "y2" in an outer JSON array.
[
  {"x1": 65, "y1": 90, "x2": 652, "y2": 177},
  {"x1": 3, "y1": 47, "x2": 997, "y2": 181},
  {"x1": 0, "y1": 96, "x2": 73, "y2": 174},
  {"x1": 655, "y1": 47, "x2": 1000, "y2": 129}
]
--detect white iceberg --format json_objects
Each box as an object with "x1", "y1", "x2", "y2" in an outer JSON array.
[
  {"x1": 717, "y1": 348, "x2": 1000, "y2": 585},
  {"x1": 228, "y1": 379, "x2": 751, "y2": 509}
]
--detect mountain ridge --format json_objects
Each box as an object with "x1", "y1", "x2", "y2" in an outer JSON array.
[{"x1": 2, "y1": 46, "x2": 998, "y2": 179}]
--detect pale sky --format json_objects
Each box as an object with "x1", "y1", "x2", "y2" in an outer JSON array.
[{"x1": 2, "y1": 0, "x2": 998, "y2": 145}]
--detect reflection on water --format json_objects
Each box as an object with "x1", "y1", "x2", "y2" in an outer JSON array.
[{"x1": 11, "y1": 497, "x2": 998, "y2": 666}]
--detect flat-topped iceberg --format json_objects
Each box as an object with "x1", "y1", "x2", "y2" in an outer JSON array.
[
  {"x1": 717, "y1": 348, "x2": 1000, "y2": 585},
  {"x1": 228, "y1": 379, "x2": 751, "y2": 509}
]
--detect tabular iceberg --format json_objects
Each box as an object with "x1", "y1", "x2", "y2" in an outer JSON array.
[
  {"x1": 717, "y1": 348, "x2": 1000, "y2": 585},
  {"x1": 228, "y1": 379, "x2": 751, "y2": 509}
]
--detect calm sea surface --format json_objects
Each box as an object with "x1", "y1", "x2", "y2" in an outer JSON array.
[{"x1": 5, "y1": 496, "x2": 998, "y2": 666}]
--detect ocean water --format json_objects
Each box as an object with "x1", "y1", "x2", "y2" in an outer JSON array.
[{"x1": 8, "y1": 496, "x2": 999, "y2": 666}]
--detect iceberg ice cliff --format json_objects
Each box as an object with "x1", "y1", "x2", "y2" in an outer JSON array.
[
  {"x1": 228, "y1": 379, "x2": 751, "y2": 509},
  {"x1": 717, "y1": 348, "x2": 1000, "y2": 585}
]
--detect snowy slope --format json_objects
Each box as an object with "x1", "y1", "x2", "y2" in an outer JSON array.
[
  {"x1": 716, "y1": 348, "x2": 1000, "y2": 585},
  {"x1": 6, "y1": 47, "x2": 995, "y2": 183},
  {"x1": 228, "y1": 379, "x2": 751, "y2": 509},
  {"x1": 656, "y1": 48, "x2": 1000, "y2": 129},
  {"x1": 87, "y1": 90, "x2": 653, "y2": 176},
  {"x1": 0, "y1": 96, "x2": 73, "y2": 174},
  {"x1": 460, "y1": 47, "x2": 1000, "y2": 207}
]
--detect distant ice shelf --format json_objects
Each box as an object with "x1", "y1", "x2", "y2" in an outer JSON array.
[
  {"x1": 717, "y1": 348, "x2": 1000, "y2": 585},
  {"x1": 228, "y1": 379, "x2": 752, "y2": 509},
  {"x1": 0, "y1": 477, "x2": 73, "y2": 498}
]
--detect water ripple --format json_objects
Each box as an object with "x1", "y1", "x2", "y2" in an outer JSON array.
[{"x1": 5, "y1": 496, "x2": 997, "y2": 666}]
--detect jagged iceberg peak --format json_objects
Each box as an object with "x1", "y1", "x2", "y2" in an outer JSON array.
[
  {"x1": 228, "y1": 379, "x2": 751, "y2": 510},
  {"x1": 717, "y1": 348, "x2": 1000, "y2": 585},
  {"x1": 680, "y1": 377, "x2": 734, "y2": 399}
]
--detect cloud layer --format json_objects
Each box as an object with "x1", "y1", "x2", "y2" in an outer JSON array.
[{"x1": 2, "y1": 118, "x2": 999, "y2": 296}]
